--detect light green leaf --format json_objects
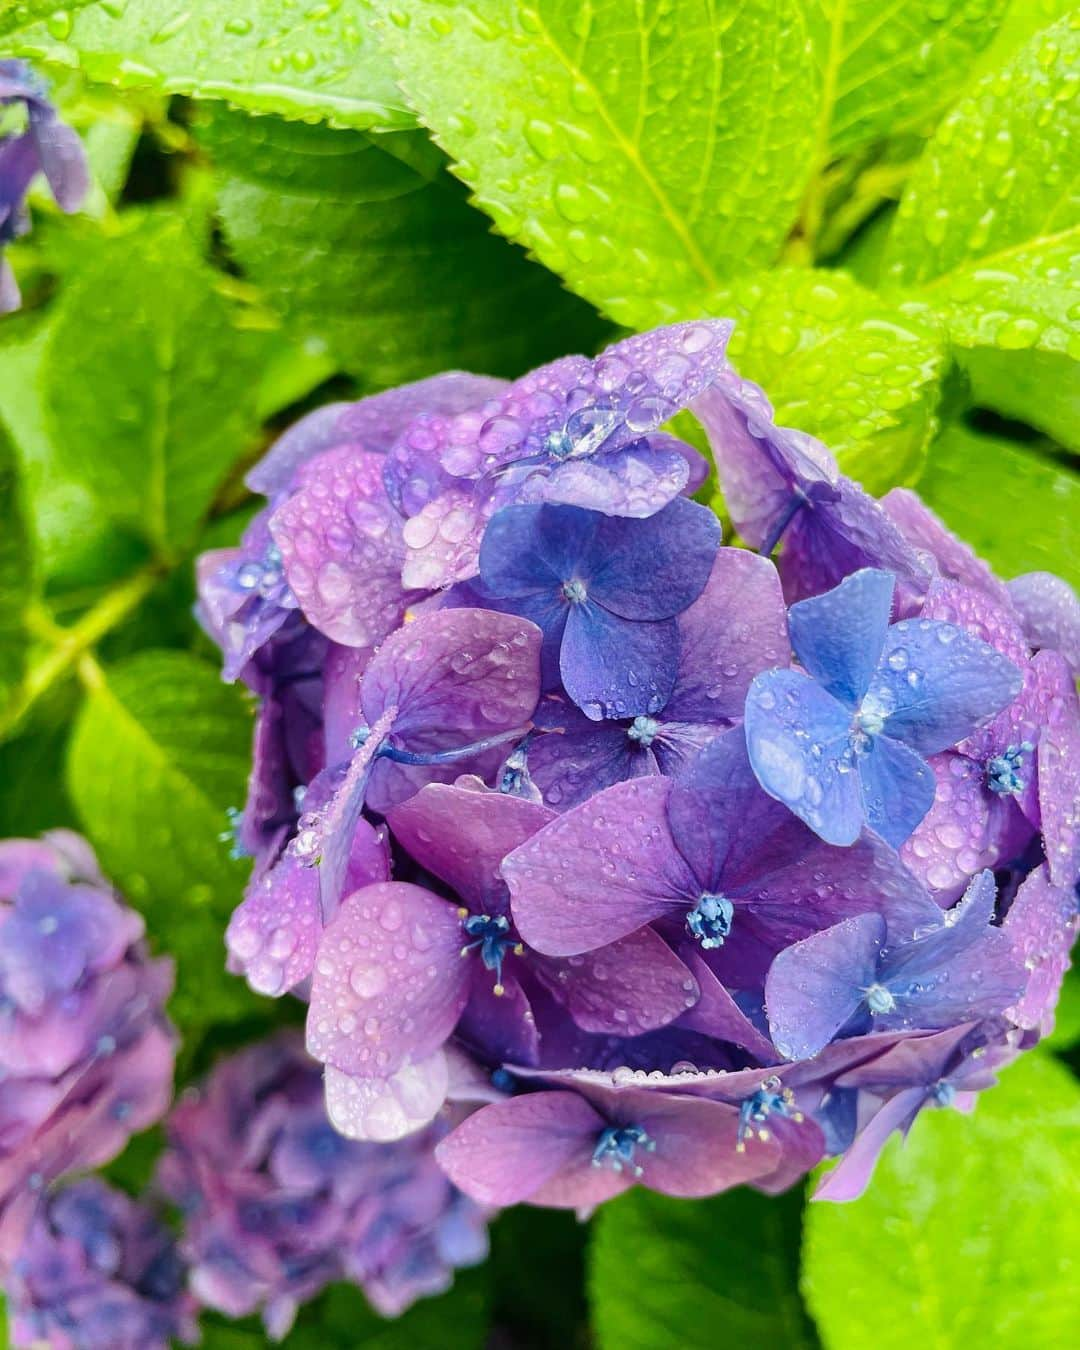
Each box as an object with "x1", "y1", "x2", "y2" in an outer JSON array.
[
  {"x1": 880, "y1": 15, "x2": 1080, "y2": 443},
  {"x1": 589, "y1": 1186, "x2": 816, "y2": 1350},
  {"x1": 372, "y1": 0, "x2": 819, "y2": 326},
  {"x1": 66, "y1": 649, "x2": 256, "y2": 1027},
  {"x1": 7, "y1": 0, "x2": 413, "y2": 131},
  {"x1": 0, "y1": 0, "x2": 98, "y2": 38},
  {"x1": 41, "y1": 212, "x2": 269, "y2": 557},
  {"x1": 1047, "y1": 969, "x2": 1080, "y2": 1051},
  {"x1": 918, "y1": 422, "x2": 1080, "y2": 588},
  {"x1": 803, "y1": 1052, "x2": 1080, "y2": 1350},
  {"x1": 0, "y1": 425, "x2": 35, "y2": 713},
  {"x1": 201, "y1": 107, "x2": 608, "y2": 386},
  {"x1": 706, "y1": 269, "x2": 944, "y2": 492},
  {"x1": 805, "y1": 0, "x2": 1011, "y2": 159}
]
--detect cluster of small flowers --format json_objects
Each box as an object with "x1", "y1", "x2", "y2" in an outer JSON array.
[
  {"x1": 0, "y1": 835, "x2": 488, "y2": 1345},
  {"x1": 157, "y1": 1032, "x2": 490, "y2": 1339},
  {"x1": 199, "y1": 317, "x2": 1080, "y2": 1211},
  {"x1": 0, "y1": 60, "x2": 87, "y2": 313}
]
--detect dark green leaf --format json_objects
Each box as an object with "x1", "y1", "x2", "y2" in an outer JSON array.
[
  {"x1": 372, "y1": 0, "x2": 819, "y2": 326},
  {"x1": 0, "y1": 423, "x2": 35, "y2": 712},
  {"x1": 917, "y1": 423, "x2": 1080, "y2": 588},
  {"x1": 41, "y1": 212, "x2": 270, "y2": 556},
  {"x1": 802, "y1": 1052, "x2": 1080, "y2": 1349},
  {"x1": 7, "y1": 0, "x2": 413, "y2": 131},
  {"x1": 66, "y1": 648, "x2": 257, "y2": 1028},
  {"x1": 491, "y1": 1206, "x2": 588, "y2": 1349},
  {"x1": 589, "y1": 1186, "x2": 817, "y2": 1350},
  {"x1": 201, "y1": 107, "x2": 608, "y2": 385}
]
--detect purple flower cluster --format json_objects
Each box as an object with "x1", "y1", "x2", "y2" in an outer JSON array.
[
  {"x1": 3, "y1": 1179, "x2": 196, "y2": 1350},
  {"x1": 0, "y1": 833, "x2": 176, "y2": 1260},
  {"x1": 0, "y1": 60, "x2": 87, "y2": 313},
  {"x1": 157, "y1": 1033, "x2": 490, "y2": 1338},
  {"x1": 198, "y1": 320, "x2": 1079, "y2": 1209}
]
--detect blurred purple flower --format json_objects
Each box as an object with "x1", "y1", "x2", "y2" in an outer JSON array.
[
  {"x1": 0, "y1": 834, "x2": 175, "y2": 1263},
  {"x1": 3, "y1": 1178, "x2": 196, "y2": 1350},
  {"x1": 159, "y1": 1034, "x2": 489, "y2": 1337},
  {"x1": 1, "y1": 61, "x2": 87, "y2": 313}
]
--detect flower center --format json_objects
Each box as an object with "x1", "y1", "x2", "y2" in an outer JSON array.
[
  {"x1": 986, "y1": 741, "x2": 1034, "y2": 796},
  {"x1": 543, "y1": 429, "x2": 574, "y2": 460},
  {"x1": 591, "y1": 1124, "x2": 655, "y2": 1176},
  {"x1": 737, "y1": 1076, "x2": 803, "y2": 1150},
  {"x1": 686, "y1": 893, "x2": 734, "y2": 949},
  {"x1": 459, "y1": 912, "x2": 522, "y2": 995},
  {"x1": 562, "y1": 579, "x2": 588, "y2": 604},
  {"x1": 865, "y1": 982, "x2": 896, "y2": 1014},
  {"x1": 627, "y1": 715, "x2": 660, "y2": 748}
]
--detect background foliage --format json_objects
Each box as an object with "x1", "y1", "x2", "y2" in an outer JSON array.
[{"x1": 1, "y1": 1, "x2": 1078, "y2": 1345}]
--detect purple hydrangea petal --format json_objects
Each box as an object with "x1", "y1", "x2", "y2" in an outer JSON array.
[
  {"x1": 882, "y1": 487, "x2": 1013, "y2": 609},
  {"x1": 865, "y1": 618, "x2": 1023, "y2": 756},
  {"x1": 526, "y1": 708, "x2": 655, "y2": 810},
  {"x1": 561, "y1": 604, "x2": 678, "y2": 722},
  {"x1": 270, "y1": 446, "x2": 422, "y2": 647},
  {"x1": 459, "y1": 969, "x2": 539, "y2": 1065},
  {"x1": 812, "y1": 1085, "x2": 928, "y2": 1203},
  {"x1": 306, "y1": 881, "x2": 469, "y2": 1087},
  {"x1": 505, "y1": 777, "x2": 696, "y2": 956},
  {"x1": 27, "y1": 110, "x2": 88, "y2": 213},
  {"x1": 1008, "y1": 571, "x2": 1080, "y2": 675},
  {"x1": 1038, "y1": 679, "x2": 1080, "y2": 890},
  {"x1": 788, "y1": 568, "x2": 895, "y2": 707},
  {"x1": 399, "y1": 489, "x2": 493, "y2": 591},
  {"x1": 1, "y1": 256, "x2": 20, "y2": 313},
  {"x1": 1003, "y1": 865, "x2": 1078, "y2": 1032},
  {"x1": 744, "y1": 669, "x2": 865, "y2": 846},
  {"x1": 900, "y1": 752, "x2": 1011, "y2": 901},
  {"x1": 246, "y1": 403, "x2": 355, "y2": 498},
  {"x1": 513, "y1": 435, "x2": 696, "y2": 518},
  {"x1": 667, "y1": 548, "x2": 791, "y2": 723},
  {"x1": 675, "y1": 945, "x2": 778, "y2": 1059},
  {"x1": 322, "y1": 1056, "x2": 450, "y2": 1143},
  {"x1": 766, "y1": 913, "x2": 887, "y2": 1060}
]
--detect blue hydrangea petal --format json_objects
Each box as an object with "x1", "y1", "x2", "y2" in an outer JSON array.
[
  {"x1": 855, "y1": 733, "x2": 936, "y2": 849},
  {"x1": 561, "y1": 604, "x2": 678, "y2": 721},
  {"x1": 744, "y1": 670, "x2": 864, "y2": 846},
  {"x1": 584, "y1": 497, "x2": 721, "y2": 621},
  {"x1": 765, "y1": 913, "x2": 886, "y2": 1061},
  {"x1": 865, "y1": 618, "x2": 1024, "y2": 756},
  {"x1": 788, "y1": 568, "x2": 895, "y2": 707}
]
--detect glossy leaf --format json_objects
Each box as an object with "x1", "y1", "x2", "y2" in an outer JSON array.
[
  {"x1": 6, "y1": 0, "x2": 413, "y2": 131},
  {"x1": 0, "y1": 424, "x2": 34, "y2": 714},
  {"x1": 373, "y1": 0, "x2": 819, "y2": 326},
  {"x1": 41, "y1": 213, "x2": 269, "y2": 557},
  {"x1": 589, "y1": 1185, "x2": 817, "y2": 1350},
  {"x1": 200, "y1": 106, "x2": 607, "y2": 386},
  {"x1": 803, "y1": 1052, "x2": 1080, "y2": 1349}
]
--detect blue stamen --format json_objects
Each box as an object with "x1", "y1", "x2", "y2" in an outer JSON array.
[
  {"x1": 986, "y1": 742, "x2": 1034, "y2": 796},
  {"x1": 460, "y1": 913, "x2": 521, "y2": 994},
  {"x1": 499, "y1": 741, "x2": 536, "y2": 796},
  {"x1": 932, "y1": 1080, "x2": 956, "y2": 1108},
  {"x1": 686, "y1": 893, "x2": 734, "y2": 949},
  {"x1": 562, "y1": 579, "x2": 588, "y2": 604},
  {"x1": 737, "y1": 1076, "x2": 802, "y2": 1150},
  {"x1": 350, "y1": 723, "x2": 372, "y2": 750},
  {"x1": 591, "y1": 1124, "x2": 655, "y2": 1176},
  {"x1": 544, "y1": 429, "x2": 574, "y2": 460},
  {"x1": 627, "y1": 715, "x2": 660, "y2": 749}
]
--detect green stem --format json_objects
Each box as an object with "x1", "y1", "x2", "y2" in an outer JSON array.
[{"x1": 0, "y1": 565, "x2": 159, "y2": 737}]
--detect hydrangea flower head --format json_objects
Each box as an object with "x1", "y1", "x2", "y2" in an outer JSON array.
[
  {"x1": 0, "y1": 833, "x2": 176, "y2": 1261},
  {"x1": 158, "y1": 1034, "x2": 489, "y2": 1337},
  {"x1": 198, "y1": 319, "x2": 1079, "y2": 1212},
  {"x1": 2, "y1": 1179, "x2": 196, "y2": 1350},
  {"x1": 1, "y1": 60, "x2": 87, "y2": 313}
]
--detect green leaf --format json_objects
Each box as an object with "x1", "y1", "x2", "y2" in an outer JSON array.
[
  {"x1": 1047, "y1": 969, "x2": 1080, "y2": 1052},
  {"x1": 804, "y1": 0, "x2": 1011, "y2": 159},
  {"x1": 881, "y1": 15, "x2": 1080, "y2": 444},
  {"x1": 589, "y1": 1186, "x2": 817, "y2": 1350},
  {"x1": 66, "y1": 648, "x2": 256, "y2": 1028},
  {"x1": 41, "y1": 212, "x2": 269, "y2": 556},
  {"x1": 490, "y1": 1207, "x2": 588, "y2": 1348},
  {"x1": 200, "y1": 107, "x2": 608, "y2": 386},
  {"x1": 917, "y1": 422, "x2": 1080, "y2": 588},
  {"x1": 6, "y1": 0, "x2": 413, "y2": 131},
  {"x1": 0, "y1": 0, "x2": 98, "y2": 38},
  {"x1": 802, "y1": 1052, "x2": 1080, "y2": 1349},
  {"x1": 0, "y1": 424, "x2": 35, "y2": 713},
  {"x1": 372, "y1": 0, "x2": 819, "y2": 326},
  {"x1": 705, "y1": 269, "x2": 944, "y2": 492}
]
